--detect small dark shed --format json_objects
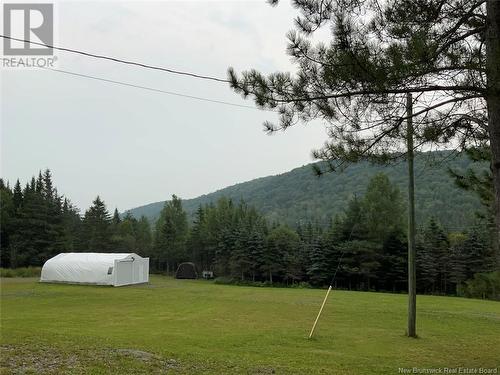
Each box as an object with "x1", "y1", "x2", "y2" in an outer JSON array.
[{"x1": 175, "y1": 262, "x2": 198, "y2": 279}]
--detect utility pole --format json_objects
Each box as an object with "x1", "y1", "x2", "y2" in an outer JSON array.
[{"x1": 406, "y1": 92, "x2": 417, "y2": 338}]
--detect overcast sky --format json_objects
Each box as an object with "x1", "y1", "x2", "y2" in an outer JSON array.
[{"x1": 1, "y1": 1, "x2": 330, "y2": 213}]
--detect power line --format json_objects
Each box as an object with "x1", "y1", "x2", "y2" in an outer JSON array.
[
  {"x1": 0, "y1": 35, "x2": 230, "y2": 83},
  {"x1": 40, "y1": 67, "x2": 274, "y2": 112}
]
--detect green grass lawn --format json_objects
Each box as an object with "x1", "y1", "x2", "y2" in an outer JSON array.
[{"x1": 1, "y1": 276, "x2": 499, "y2": 374}]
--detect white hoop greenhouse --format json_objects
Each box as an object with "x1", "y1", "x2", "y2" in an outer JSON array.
[{"x1": 40, "y1": 253, "x2": 149, "y2": 286}]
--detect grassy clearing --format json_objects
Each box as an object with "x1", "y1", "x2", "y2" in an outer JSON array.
[{"x1": 1, "y1": 275, "x2": 499, "y2": 374}]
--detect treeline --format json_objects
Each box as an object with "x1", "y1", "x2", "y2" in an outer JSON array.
[
  {"x1": 1, "y1": 169, "x2": 498, "y2": 299},
  {"x1": 153, "y1": 174, "x2": 497, "y2": 297},
  {"x1": 0, "y1": 170, "x2": 152, "y2": 268}
]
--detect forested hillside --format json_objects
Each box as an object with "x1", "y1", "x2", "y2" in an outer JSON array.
[{"x1": 126, "y1": 151, "x2": 487, "y2": 229}]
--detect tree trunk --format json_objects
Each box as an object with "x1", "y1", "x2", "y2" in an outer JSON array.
[
  {"x1": 486, "y1": 0, "x2": 500, "y2": 258},
  {"x1": 444, "y1": 267, "x2": 448, "y2": 294}
]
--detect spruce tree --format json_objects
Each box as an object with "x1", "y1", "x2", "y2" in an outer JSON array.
[
  {"x1": 10, "y1": 178, "x2": 47, "y2": 266},
  {"x1": 61, "y1": 198, "x2": 82, "y2": 252},
  {"x1": 0, "y1": 180, "x2": 14, "y2": 267},
  {"x1": 363, "y1": 173, "x2": 405, "y2": 243},
  {"x1": 81, "y1": 196, "x2": 111, "y2": 251},
  {"x1": 381, "y1": 231, "x2": 407, "y2": 292},
  {"x1": 42, "y1": 169, "x2": 54, "y2": 200},
  {"x1": 12, "y1": 179, "x2": 22, "y2": 210},
  {"x1": 112, "y1": 208, "x2": 121, "y2": 225},
  {"x1": 306, "y1": 223, "x2": 331, "y2": 286},
  {"x1": 154, "y1": 195, "x2": 188, "y2": 273},
  {"x1": 463, "y1": 229, "x2": 496, "y2": 277},
  {"x1": 417, "y1": 218, "x2": 449, "y2": 293},
  {"x1": 187, "y1": 206, "x2": 206, "y2": 269},
  {"x1": 448, "y1": 233, "x2": 469, "y2": 295},
  {"x1": 135, "y1": 216, "x2": 152, "y2": 257},
  {"x1": 247, "y1": 229, "x2": 266, "y2": 281},
  {"x1": 264, "y1": 226, "x2": 300, "y2": 284},
  {"x1": 229, "y1": 224, "x2": 252, "y2": 280}
]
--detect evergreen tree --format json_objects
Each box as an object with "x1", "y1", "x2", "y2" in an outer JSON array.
[
  {"x1": 135, "y1": 216, "x2": 152, "y2": 257},
  {"x1": 9, "y1": 178, "x2": 47, "y2": 266},
  {"x1": 417, "y1": 218, "x2": 449, "y2": 293},
  {"x1": 416, "y1": 235, "x2": 437, "y2": 294},
  {"x1": 12, "y1": 179, "x2": 22, "y2": 210},
  {"x1": 61, "y1": 198, "x2": 82, "y2": 251},
  {"x1": 187, "y1": 206, "x2": 208, "y2": 269},
  {"x1": 42, "y1": 169, "x2": 54, "y2": 200},
  {"x1": 448, "y1": 232, "x2": 469, "y2": 294},
  {"x1": 380, "y1": 231, "x2": 407, "y2": 292},
  {"x1": 35, "y1": 172, "x2": 43, "y2": 194},
  {"x1": 81, "y1": 196, "x2": 111, "y2": 251},
  {"x1": 246, "y1": 229, "x2": 266, "y2": 281},
  {"x1": 264, "y1": 226, "x2": 300, "y2": 284},
  {"x1": 0, "y1": 180, "x2": 14, "y2": 267},
  {"x1": 450, "y1": 148, "x2": 498, "y2": 265},
  {"x1": 463, "y1": 229, "x2": 496, "y2": 277},
  {"x1": 363, "y1": 173, "x2": 405, "y2": 242},
  {"x1": 154, "y1": 195, "x2": 188, "y2": 273},
  {"x1": 450, "y1": 148, "x2": 493, "y2": 215},
  {"x1": 112, "y1": 208, "x2": 121, "y2": 225},
  {"x1": 228, "y1": 0, "x2": 500, "y2": 247},
  {"x1": 337, "y1": 240, "x2": 381, "y2": 291},
  {"x1": 112, "y1": 213, "x2": 138, "y2": 252},
  {"x1": 306, "y1": 222, "x2": 332, "y2": 286},
  {"x1": 4, "y1": 171, "x2": 83, "y2": 266},
  {"x1": 43, "y1": 189, "x2": 67, "y2": 259},
  {"x1": 334, "y1": 195, "x2": 380, "y2": 290},
  {"x1": 229, "y1": 224, "x2": 252, "y2": 280},
  {"x1": 341, "y1": 195, "x2": 368, "y2": 241}
]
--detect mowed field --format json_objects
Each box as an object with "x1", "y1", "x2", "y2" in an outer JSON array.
[{"x1": 1, "y1": 276, "x2": 499, "y2": 374}]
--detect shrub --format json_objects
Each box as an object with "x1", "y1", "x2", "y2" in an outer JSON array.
[
  {"x1": 462, "y1": 271, "x2": 500, "y2": 301},
  {"x1": 213, "y1": 277, "x2": 237, "y2": 285},
  {"x1": 213, "y1": 277, "x2": 311, "y2": 288},
  {"x1": 0, "y1": 267, "x2": 41, "y2": 278},
  {"x1": 290, "y1": 281, "x2": 312, "y2": 289}
]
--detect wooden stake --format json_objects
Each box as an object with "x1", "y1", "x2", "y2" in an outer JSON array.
[{"x1": 308, "y1": 285, "x2": 332, "y2": 339}]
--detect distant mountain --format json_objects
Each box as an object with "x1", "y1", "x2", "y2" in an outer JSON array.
[{"x1": 125, "y1": 151, "x2": 488, "y2": 229}]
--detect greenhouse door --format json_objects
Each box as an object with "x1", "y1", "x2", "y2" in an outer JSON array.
[{"x1": 115, "y1": 260, "x2": 133, "y2": 286}]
